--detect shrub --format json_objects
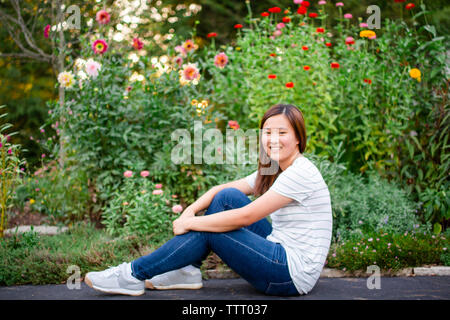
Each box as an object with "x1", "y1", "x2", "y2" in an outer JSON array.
[
  {"x1": 101, "y1": 171, "x2": 180, "y2": 240},
  {"x1": 307, "y1": 153, "x2": 427, "y2": 241},
  {"x1": 1, "y1": 106, "x2": 26, "y2": 237},
  {"x1": 11, "y1": 161, "x2": 90, "y2": 224},
  {"x1": 326, "y1": 230, "x2": 449, "y2": 272}
]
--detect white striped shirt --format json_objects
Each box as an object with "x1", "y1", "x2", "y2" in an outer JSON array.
[{"x1": 245, "y1": 156, "x2": 332, "y2": 294}]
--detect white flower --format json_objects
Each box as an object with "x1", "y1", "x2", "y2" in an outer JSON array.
[
  {"x1": 85, "y1": 59, "x2": 102, "y2": 78},
  {"x1": 57, "y1": 71, "x2": 74, "y2": 88}
]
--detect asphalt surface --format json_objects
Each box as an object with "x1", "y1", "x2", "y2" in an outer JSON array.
[{"x1": 1, "y1": 276, "x2": 449, "y2": 300}]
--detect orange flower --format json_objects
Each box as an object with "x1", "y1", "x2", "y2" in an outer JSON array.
[{"x1": 183, "y1": 39, "x2": 198, "y2": 52}]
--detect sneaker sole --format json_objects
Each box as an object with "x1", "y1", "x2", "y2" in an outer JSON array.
[
  {"x1": 84, "y1": 275, "x2": 145, "y2": 296},
  {"x1": 145, "y1": 280, "x2": 203, "y2": 290}
]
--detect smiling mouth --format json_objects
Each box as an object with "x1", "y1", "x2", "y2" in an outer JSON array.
[{"x1": 268, "y1": 146, "x2": 282, "y2": 151}]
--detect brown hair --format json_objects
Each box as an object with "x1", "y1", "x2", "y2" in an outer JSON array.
[{"x1": 252, "y1": 104, "x2": 307, "y2": 197}]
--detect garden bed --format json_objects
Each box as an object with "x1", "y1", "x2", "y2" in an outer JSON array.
[{"x1": 1, "y1": 221, "x2": 448, "y2": 286}]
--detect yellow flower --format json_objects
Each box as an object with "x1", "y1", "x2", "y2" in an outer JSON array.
[
  {"x1": 191, "y1": 99, "x2": 198, "y2": 106},
  {"x1": 201, "y1": 100, "x2": 208, "y2": 107},
  {"x1": 29, "y1": 199, "x2": 35, "y2": 205},
  {"x1": 409, "y1": 68, "x2": 421, "y2": 82},
  {"x1": 359, "y1": 30, "x2": 376, "y2": 38}
]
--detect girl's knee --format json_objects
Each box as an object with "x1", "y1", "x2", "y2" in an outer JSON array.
[{"x1": 214, "y1": 187, "x2": 244, "y2": 201}]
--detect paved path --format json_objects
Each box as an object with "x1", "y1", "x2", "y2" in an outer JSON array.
[{"x1": 1, "y1": 276, "x2": 449, "y2": 300}]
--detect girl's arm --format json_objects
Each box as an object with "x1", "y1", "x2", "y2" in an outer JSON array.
[
  {"x1": 179, "y1": 177, "x2": 254, "y2": 219},
  {"x1": 173, "y1": 190, "x2": 293, "y2": 234}
]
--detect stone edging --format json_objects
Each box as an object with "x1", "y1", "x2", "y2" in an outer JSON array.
[
  {"x1": 205, "y1": 266, "x2": 450, "y2": 279},
  {"x1": 320, "y1": 266, "x2": 450, "y2": 277},
  {"x1": 5, "y1": 225, "x2": 68, "y2": 236}
]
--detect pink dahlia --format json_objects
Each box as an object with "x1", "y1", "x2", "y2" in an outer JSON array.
[
  {"x1": 92, "y1": 39, "x2": 108, "y2": 54},
  {"x1": 214, "y1": 52, "x2": 228, "y2": 69},
  {"x1": 96, "y1": 10, "x2": 110, "y2": 25}
]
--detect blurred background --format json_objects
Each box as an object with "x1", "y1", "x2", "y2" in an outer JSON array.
[{"x1": 1, "y1": 0, "x2": 449, "y2": 172}]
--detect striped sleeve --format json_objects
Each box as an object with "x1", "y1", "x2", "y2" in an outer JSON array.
[
  {"x1": 244, "y1": 170, "x2": 258, "y2": 189},
  {"x1": 269, "y1": 166, "x2": 314, "y2": 203}
]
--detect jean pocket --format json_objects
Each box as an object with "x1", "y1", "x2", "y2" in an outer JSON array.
[
  {"x1": 272, "y1": 244, "x2": 288, "y2": 265},
  {"x1": 265, "y1": 281, "x2": 299, "y2": 296}
]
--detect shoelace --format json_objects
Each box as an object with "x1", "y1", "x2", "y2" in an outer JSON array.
[{"x1": 102, "y1": 263, "x2": 126, "y2": 278}]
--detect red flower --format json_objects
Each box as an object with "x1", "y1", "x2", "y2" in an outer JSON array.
[
  {"x1": 325, "y1": 42, "x2": 332, "y2": 47},
  {"x1": 364, "y1": 78, "x2": 372, "y2": 84},
  {"x1": 309, "y1": 12, "x2": 318, "y2": 18},
  {"x1": 394, "y1": 0, "x2": 406, "y2": 2},
  {"x1": 261, "y1": 12, "x2": 270, "y2": 17},
  {"x1": 228, "y1": 120, "x2": 240, "y2": 130},
  {"x1": 302, "y1": 46, "x2": 309, "y2": 51},
  {"x1": 268, "y1": 74, "x2": 277, "y2": 79},
  {"x1": 44, "y1": 25, "x2": 51, "y2": 38},
  {"x1": 132, "y1": 38, "x2": 143, "y2": 50},
  {"x1": 268, "y1": 7, "x2": 281, "y2": 13},
  {"x1": 207, "y1": 32, "x2": 217, "y2": 38},
  {"x1": 405, "y1": 3, "x2": 415, "y2": 9},
  {"x1": 282, "y1": 17, "x2": 291, "y2": 23},
  {"x1": 303, "y1": 66, "x2": 310, "y2": 71},
  {"x1": 331, "y1": 62, "x2": 340, "y2": 69},
  {"x1": 302, "y1": 1, "x2": 310, "y2": 7},
  {"x1": 285, "y1": 82, "x2": 294, "y2": 88},
  {"x1": 316, "y1": 27, "x2": 325, "y2": 33},
  {"x1": 297, "y1": 6, "x2": 307, "y2": 15},
  {"x1": 269, "y1": 53, "x2": 277, "y2": 57},
  {"x1": 234, "y1": 24, "x2": 243, "y2": 29}
]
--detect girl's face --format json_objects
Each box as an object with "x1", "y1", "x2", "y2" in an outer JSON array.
[{"x1": 261, "y1": 114, "x2": 300, "y2": 163}]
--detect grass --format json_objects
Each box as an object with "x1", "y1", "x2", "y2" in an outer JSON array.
[
  {"x1": 0, "y1": 222, "x2": 162, "y2": 286},
  {"x1": 1, "y1": 222, "x2": 448, "y2": 286}
]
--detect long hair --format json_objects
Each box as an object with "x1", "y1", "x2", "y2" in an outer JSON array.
[{"x1": 252, "y1": 104, "x2": 307, "y2": 197}]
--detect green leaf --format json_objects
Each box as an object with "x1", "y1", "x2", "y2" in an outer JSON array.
[{"x1": 433, "y1": 223, "x2": 442, "y2": 235}]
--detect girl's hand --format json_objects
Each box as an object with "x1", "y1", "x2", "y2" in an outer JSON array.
[
  {"x1": 172, "y1": 217, "x2": 192, "y2": 235},
  {"x1": 179, "y1": 206, "x2": 196, "y2": 219}
]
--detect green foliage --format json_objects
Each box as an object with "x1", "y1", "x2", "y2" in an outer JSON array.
[
  {"x1": 201, "y1": 3, "x2": 448, "y2": 228},
  {"x1": 10, "y1": 161, "x2": 90, "y2": 224},
  {"x1": 0, "y1": 222, "x2": 161, "y2": 286},
  {"x1": 1, "y1": 106, "x2": 26, "y2": 236},
  {"x1": 326, "y1": 230, "x2": 449, "y2": 272},
  {"x1": 307, "y1": 153, "x2": 427, "y2": 241},
  {"x1": 102, "y1": 174, "x2": 179, "y2": 239}
]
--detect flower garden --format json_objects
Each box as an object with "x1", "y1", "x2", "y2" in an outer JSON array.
[{"x1": 0, "y1": 0, "x2": 449, "y2": 285}]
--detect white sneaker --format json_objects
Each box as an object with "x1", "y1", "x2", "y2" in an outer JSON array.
[
  {"x1": 84, "y1": 262, "x2": 145, "y2": 296},
  {"x1": 145, "y1": 265, "x2": 203, "y2": 290}
]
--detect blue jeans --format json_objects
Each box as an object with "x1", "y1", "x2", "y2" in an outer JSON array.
[{"x1": 131, "y1": 187, "x2": 300, "y2": 296}]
